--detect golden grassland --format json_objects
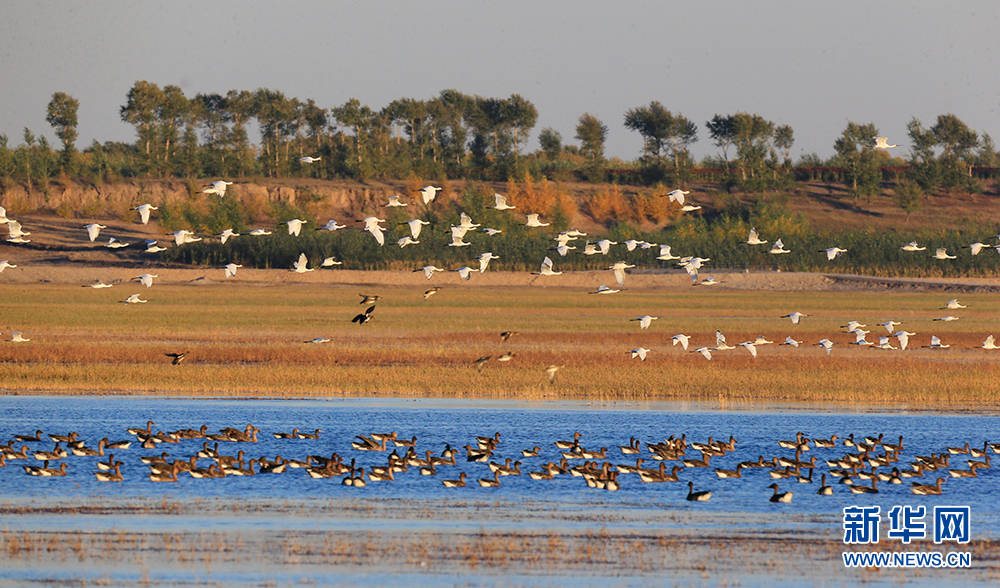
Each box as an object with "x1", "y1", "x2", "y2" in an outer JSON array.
[{"x1": 1, "y1": 279, "x2": 999, "y2": 406}]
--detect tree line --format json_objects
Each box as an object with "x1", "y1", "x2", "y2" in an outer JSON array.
[{"x1": 0, "y1": 82, "x2": 997, "y2": 198}]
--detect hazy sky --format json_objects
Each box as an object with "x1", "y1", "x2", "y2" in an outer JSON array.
[{"x1": 3, "y1": 1, "x2": 999, "y2": 161}]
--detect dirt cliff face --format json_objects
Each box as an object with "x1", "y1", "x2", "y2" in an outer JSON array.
[{"x1": 0, "y1": 179, "x2": 414, "y2": 225}]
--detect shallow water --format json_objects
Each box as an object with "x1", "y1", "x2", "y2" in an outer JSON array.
[{"x1": 1, "y1": 396, "x2": 997, "y2": 586}]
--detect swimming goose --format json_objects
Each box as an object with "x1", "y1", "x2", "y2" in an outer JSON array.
[
  {"x1": 911, "y1": 477, "x2": 945, "y2": 495},
  {"x1": 442, "y1": 472, "x2": 468, "y2": 487},
  {"x1": 768, "y1": 483, "x2": 793, "y2": 502},
  {"x1": 555, "y1": 432, "x2": 582, "y2": 450},
  {"x1": 619, "y1": 438, "x2": 641, "y2": 455},
  {"x1": 522, "y1": 446, "x2": 542, "y2": 457},
  {"x1": 715, "y1": 464, "x2": 743, "y2": 479},
  {"x1": 15, "y1": 430, "x2": 44, "y2": 442},
  {"x1": 686, "y1": 481, "x2": 712, "y2": 501},
  {"x1": 149, "y1": 463, "x2": 179, "y2": 482},
  {"x1": 478, "y1": 471, "x2": 501, "y2": 487},
  {"x1": 296, "y1": 429, "x2": 322, "y2": 440},
  {"x1": 94, "y1": 463, "x2": 123, "y2": 482},
  {"x1": 36, "y1": 462, "x2": 69, "y2": 477},
  {"x1": 33, "y1": 444, "x2": 67, "y2": 461},
  {"x1": 343, "y1": 467, "x2": 366, "y2": 487},
  {"x1": 849, "y1": 479, "x2": 878, "y2": 494}
]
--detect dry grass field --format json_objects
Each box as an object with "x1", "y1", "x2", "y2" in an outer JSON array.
[{"x1": 2, "y1": 268, "x2": 999, "y2": 407}]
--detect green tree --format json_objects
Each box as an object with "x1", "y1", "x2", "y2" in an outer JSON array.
[
  {"x1": 730, "y1": 112, "x2": 775, "y2": 180},
  {"x1": 773, "y1": 125, "x2": 794, "y2": 166},
  {"x1": 906, "y1": 117, "x2": 941, "y2": 191},
  {"x1": 893, "y1": 180, "x2": 923, "y2": 222},
  {"x1": 705, "y1": 114, "x2": 736, "y2": 168},
  {"x1": 45, "y1": 91, "x2": 80, "y2": 172},
  {"x1": 538, "y1": 127, "x2": 562, "y2": 159},
  {"x1": 930, "y1": 113, "x2": 978, "y2": 187},
  {"x1": 623, "y1": 101, "x2": 697, "y2": 171},
  {"x1": 576, "y1": 113, "x2": 608, "y2": 181},
  {"x1": 833, "y1": 122, "x2": 880, "y2": 200},
  {"x1": 120, "y1": 80, "x2": 164, "y2": 168}
]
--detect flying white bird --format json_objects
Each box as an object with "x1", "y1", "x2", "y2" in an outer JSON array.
[
  {"x1": 595, "y1": 239, "x2": 617, "y2": 255},
  {"x1": 448, "y1": 227, "x2": 471, "y2": 248},
  {"x1": 132, "y1": 203, "x2": 158, "y2": 225},
  {"x1": 752, "y1": 336, "x2": 774, "y2": 346},
  {"x1": 815, "y1": 339, "x2": 835, "y2": 355},
  {"x1": 630, "y1": 347, "x2": 650, "y2": 361},
  {"x1": 849, "y1": 330, "x2": 873, "y2": 346},
  {"x1": 781, "y1": 336, "x2": 802, "y2": 348},
  {"x1": 821, "y1": 247, "x2": 848, "y2": 260},
  {"x1": 305, "y1": 337, "x2": 331, "y2": 344},
  {"x1": 105, "y1": 237, "x2": 130, "y2": 249},
  {"x1": 943, "y1": 299, "x2": 966, "y2": 310},
  {"x1": 0, "y1": 206, "x2": 10, "y2": 223},
  {"x1": 456, "y1": 266, "x2": 479, "y2": 280},
  {"x1": 782, "y1": 312, "x2": 807, "y2": 325},
  {"x1": 901, "y1": 241, "x2": 926, "y2": 252},
  {"x1": 534, "y1": 256, "x2": 562, "y2": 277},
  {"x1": 874, "y1": 336, "x2": 897, "y2": 350},
  {"x1": 623, "y1": 240, "x2": 639, "y2": 252},
  {"x1": 967, "y1": 242, "x2": 990, "y2": 256},
  {"x1": 172, "y1": 230, "x2": 201, "y2": 245},
  {"x1": 980, "y1": 335, "x2": 1000, "y2": 350},
  {"x1": 931, "y1": 248, "x2": 956, "y2": 260},
  {"x1": 458, "y1": 212, "x2": 480, "y2": 229},
  {"x1": 202, "y1": 180, "x2": 233, "y2": 197},
  {"x1": 0, "y1": 260, "x2": 17, "y2": 272},
  {"x1": 84, "y1": 223, "x2": 107, "y2": 242},
  {"x1": 416, "y1": 265, "x2": 445, "y2": 280},
  {"x1": 680, "y1": 204, "x2": 702, "y2": 212},
  {"x1": 482, "y1": 227, "x2": 502, "y2": 236},
  {"x1": 693, "y1": 347, "x2": 713, "y2": 360},
  {"x1": 10, "y1": 331, "x2": 30, "y2": 343},
  {"x1": 552, "y1": 244, "x2": 575, "y2": 256},
  {"x1": 477, "y1": 252, "x2": 499, "y2": 273},
  {"x1": 893, "y1": 330, "x2": 916, "y2": 351},
  {"x1": 874, "y1": 137, "x2": 897, "y2": 149},
  {"x1": 248, "y1": 228, "x2": 272, "y2": 236},
  {"x1": 319, "y1": 220, "x2": 347, "y2": 232},
  {"x1": 291, "y1": 253, "x2": 314, "y2": 273},
  {"x1": 286, "y1": 219, "x2": 307, "y2": 236},
  {"x1": 842, "y1": 320, "x2": 867, "y2": 332},
  {"x1": 144, "y1": 241, "x2": 167, "y2": 253},
  {"x1": 609, "y1": 261, "x2": 635, "y2": 287},
  {"x1": 224, "y1": 263, "x2": 242, "y2": 278},
  {"x1": 698, "y1": 276, "x2": 719, "y2": 286},
  {"x1": 878, "y1": 320, "x2": 901, "y2": 333},
  {"x1": 672, "y1": 334, "x2": 691, "y2": 351},
  {"x1": 122, "y1": 294, "x2": 148, "y2": 304},
  {"x1": 656, "y1": 244, "x2": 680, "y2": 261},
  {"x1": 667, "y1": 189, "x2": 690, "y2": 205},
  {"x1": 632, "y1": 315, "x2": 659, "y2": 329},
  {"x1": 385, "y1": 194, "x2": 407, "y2": 207},
  {"x1": 746, "y1": 227, "x2": 767, "y2": 245},
  {"x1": 493, "y1": 193, "x2": 516, "y2": 210},
  {"x1": 923, "y1": 335, "x2": 950, "y2": 349},
  {"x1": 769, "y1": 238, "x2": 790, "y2": 254},
  {"x1": 715, "y1": 330, "x2": 736, "y2": 350},
  {"x1": 525, "y1": 213, "x2": 550, "y2": 228},
  {"x1": 361, "y1": 217, "x2": 386, "y2": 246},
  {"x1": 581, "y1": 242, "x2": 599, "y2": 256},
  {"x1": 298, "y1": 156, "x2": 321, "y2": 164},
  {"x1": 418, "y1": 185, "x2": 442, "y2": 204},
  {"x1": 218, "y1": 229, "x2": 239, "y2": 244},
  {"x1": 739, "y1": 341, "x2": 758, "y2": 358},
  {"x1": 397, "y1": 236, "x2": 420, "y2": 248},
  {"x1": 321, "y1": 257, "x2": 342, "y2": 267},
  {"x1": 402, "y1": 219, "x2": 430, "y2": 239},
  {"x1": 933, "y1": 316, "x2": 960, "y2": 322},
  {"x1": 84, "y1": 280, "x2": 113, "y2": 288},
  {"x1": 132, "y1": 273, "x2": 158, "y2": 288},
  {"x1": 589, "y1": 285, "x2": 620, "y2": 295}
]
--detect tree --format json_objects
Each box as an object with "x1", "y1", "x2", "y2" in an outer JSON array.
[
  {"x1": 705, "y1": 114, "x2": 736, "y2": 167},
  {"x1": 623, "y1": 101, "x2": 696, "y2": 171},
  {"x1": 120, "y1": 81, "x2": 164, "y2": 164},
  {"x1": 893, "y1": 180, "x2": 923, "y2": 222},
  {"x1": 773, "y1": 125, "x2": 794, "y2": 166},
  {"x1": 730, "y1": 112, "x2": 775, "y2": 180},
  {"x1": 45, "y1": 91, "x2": 79, "y2": 171},
  {"x1": 157, "y1": 85, "x2": 189, "y2": 168},
  {"x1": 576, "y1": 113, "x2": 607, "y2": 181},
  {"x1": 906, "y1": 117, "x2": 941, "y2": 191},
  {"x1": 931, "y1": 113, "x2": 978, "y2": 186},
  {"x1": 833, "y1": 122, "x2": 880, "y2": 200},
  {"x1": 538, "y1": 127, "x2": 562, "y2": 159}
]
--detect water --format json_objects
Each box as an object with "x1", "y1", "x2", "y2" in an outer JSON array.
[{"x1": 1, "y1": 396, "x2": 998, "y2": 586}]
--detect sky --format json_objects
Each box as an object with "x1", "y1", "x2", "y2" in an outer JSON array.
[{"x1": 3, "y1": 1, "x2": 999, "y2": 162}]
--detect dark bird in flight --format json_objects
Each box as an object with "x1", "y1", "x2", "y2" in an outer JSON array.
[
  {"x1": 352, "y1": 305, "x2": 376, "y2": 324},
  {"x1": 359, "y1": 293, "x2": 380, "y2": 305},
  {"x1": 165, "y1": 352, "x2": 187, "y2": 365},
  {"x1": 500, "y1": 331, "x2": 518, "y2": 343}
]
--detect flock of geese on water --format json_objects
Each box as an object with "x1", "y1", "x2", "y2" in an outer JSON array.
[
  {"x1": 1, "y1": 421, "x2": 993, "y2": 502},
  {"x1": 2, "y1": 177, "x2": 999, "y2": 376}
]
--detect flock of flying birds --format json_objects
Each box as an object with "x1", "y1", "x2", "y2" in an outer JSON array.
[{"x1": 1, "y1": 159, "x2": 999, "y2": 370}]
